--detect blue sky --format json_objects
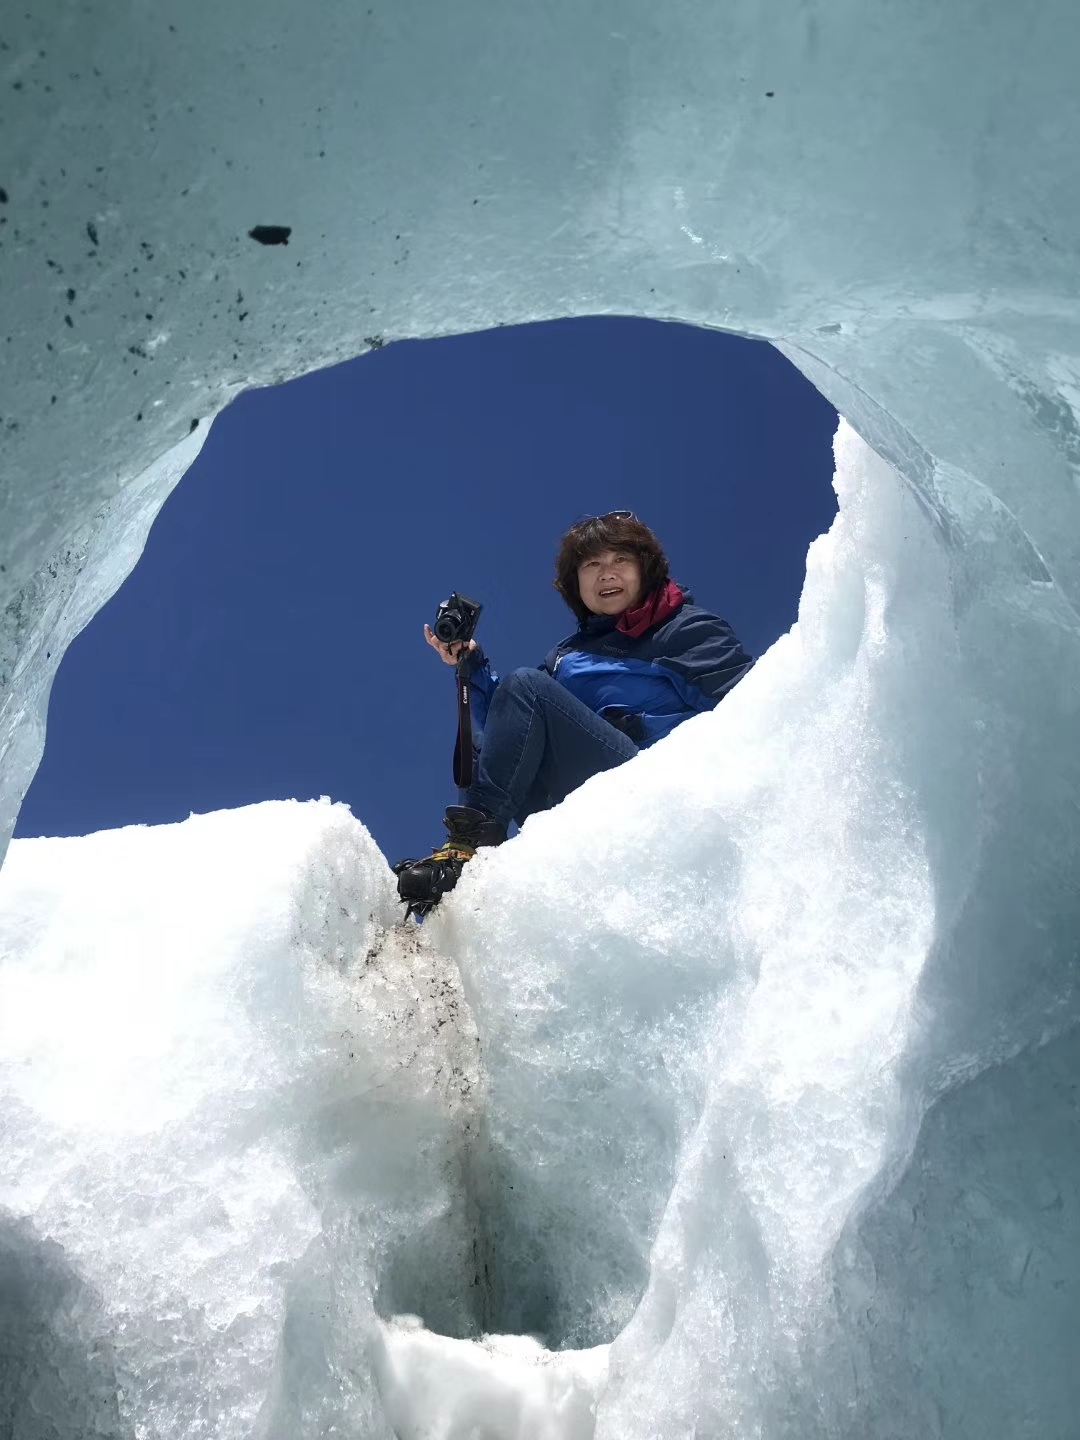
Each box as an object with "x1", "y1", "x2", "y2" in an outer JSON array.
[{"x1": 17, "y1": 317, "x2": 838, "y2": 863}]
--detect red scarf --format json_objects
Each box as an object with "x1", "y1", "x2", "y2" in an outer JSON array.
[{"x1": 616, "y1": 580, "x2": 685, "y2": 638}]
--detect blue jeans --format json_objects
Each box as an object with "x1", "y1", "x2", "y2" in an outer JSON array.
[{"x1": 464, "y1": 668, "x2": 638, "y2": 828}]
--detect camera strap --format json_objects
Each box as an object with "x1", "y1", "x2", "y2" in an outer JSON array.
[{"x1": 453, "y1": 657, "x2": 474, "y2": 790}]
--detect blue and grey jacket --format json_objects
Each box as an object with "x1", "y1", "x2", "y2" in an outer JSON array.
[{"x1": 465, "y1": 588, "x2": 754, "y2": 748}]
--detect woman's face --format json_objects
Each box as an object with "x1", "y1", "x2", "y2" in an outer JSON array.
[{"x1": 577, "y1": 548, "x2": 644, "y2": 616}]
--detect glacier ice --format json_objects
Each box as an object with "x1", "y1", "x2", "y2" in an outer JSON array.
[
  {"x1": 0, "y1": 800, "x2": 485, "y2": 1437},
  {"x1": 0, "y1": 795, "x2": 614, "y2": 1438},
  {"x1": 438, "y1": 423, "x2": 1080, "y2": 1436},
  {"x1": 3, "y1": 422, "x2": 1080, "y2": 1436},
  {"x1": 3, "y1": 0, "x2": 1080, "y2": 1434}
]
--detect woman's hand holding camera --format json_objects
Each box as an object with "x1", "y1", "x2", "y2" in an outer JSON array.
[{"x1": 424, "y1": 625, "x2": 478, "y2": 666}]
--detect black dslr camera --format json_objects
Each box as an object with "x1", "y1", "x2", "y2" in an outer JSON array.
[{"x1": 433, "y1": 592, "x2": 483, "y2": 647}]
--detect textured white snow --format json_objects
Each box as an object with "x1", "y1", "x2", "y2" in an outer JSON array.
[
  {"x1": 0, "y1": 799, "x2": 488, "y2": 1438},
  {"x1": 373, "y1": 1317, "x2": 608, "y2": 1440}
]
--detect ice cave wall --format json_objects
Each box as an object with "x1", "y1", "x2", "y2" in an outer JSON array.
[
  {"x1": 3, "y1": 6, "x2": 1080, "y2": 1437},
  {"x1": 2, "y1": 0, "x2": 1080, "y2": 854}
]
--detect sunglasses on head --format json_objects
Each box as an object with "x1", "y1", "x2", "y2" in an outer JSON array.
[{"x1": 573, "y1": 509, "x2": 635, "y2": 528}]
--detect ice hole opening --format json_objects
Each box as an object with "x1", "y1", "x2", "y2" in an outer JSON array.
[
  {"x1": 16, "y1": 314, "x2": 839, "y2": 868},
  {"x1": 6, "y1": 314, "x2": 839, "y2": 1364},
  {"x1": 372, "y1": 1131, "x2": 659, "y2": 1351}
]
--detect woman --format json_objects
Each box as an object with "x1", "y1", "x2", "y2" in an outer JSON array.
[{"x1": 393, "y1": 511, "x2": 754, "y2": 915}]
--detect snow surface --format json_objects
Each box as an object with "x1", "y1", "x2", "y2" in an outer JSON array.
[
  {"x1": 3, "y1": 424, "x2": 1080, "y2": 1436},
  {"x1": 0, "y1": 800, "x2": 483, "y2": 1437},
  {"x1": 3, "y1": 0, "x2": 1080, "y2": 1434}
]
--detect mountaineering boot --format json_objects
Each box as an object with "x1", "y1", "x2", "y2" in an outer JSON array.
[{"x1": 393, "y1": 806, "x2": 507, "y2": 918}]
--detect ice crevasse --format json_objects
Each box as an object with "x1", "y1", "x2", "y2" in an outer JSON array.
[
  {"x1": 2, "y1": 0, "x2": 1080, "y2": 1435},
  {"x1": 3, "y1": 423, "x2": 1080, "y2": 1437}
]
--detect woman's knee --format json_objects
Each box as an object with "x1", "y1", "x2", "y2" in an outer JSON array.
[{"x1": 501, "y1": 666, "x2": 547, "y2": 698}]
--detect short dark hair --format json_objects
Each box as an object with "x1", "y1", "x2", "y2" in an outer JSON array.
[{"x1": 553, "y1": 513, "x2": 670, "y2": 622}]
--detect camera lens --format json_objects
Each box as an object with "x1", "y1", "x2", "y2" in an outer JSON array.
[{"x1": 434, "y1": 612, "x2": 460, "y2": 643}]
